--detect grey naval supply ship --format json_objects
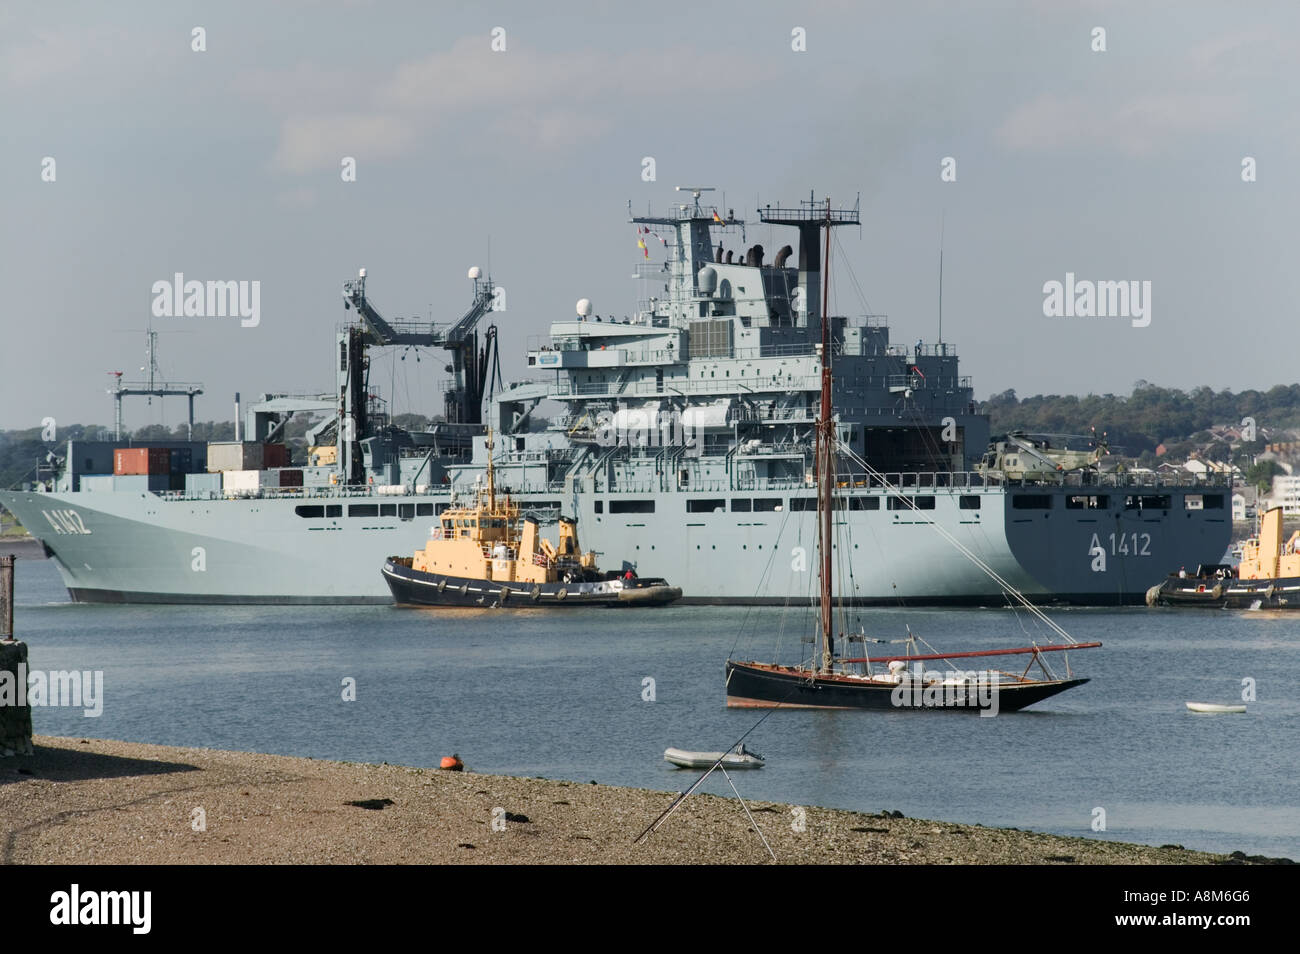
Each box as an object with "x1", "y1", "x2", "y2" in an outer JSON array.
[{"x1": 0, "y1": 188, "x2": 1230, "y2": 605}]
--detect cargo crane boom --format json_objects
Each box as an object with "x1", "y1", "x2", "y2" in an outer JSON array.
[{"x1": 336, "y1": 267, "x2": 500, "y2": 484}]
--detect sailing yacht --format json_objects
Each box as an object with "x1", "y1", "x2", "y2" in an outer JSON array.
[{"x1": 724, "y1": 201, "x2": 1100, "y2": 712}]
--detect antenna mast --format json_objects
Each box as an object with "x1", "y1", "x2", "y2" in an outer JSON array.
[{"x1": 938, "y1": 213, "x2": 945, "y2": 343}]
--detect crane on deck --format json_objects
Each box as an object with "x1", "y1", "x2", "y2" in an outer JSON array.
[{"x1": 335, "y1": 266, "x2": 502, "y2": 484}]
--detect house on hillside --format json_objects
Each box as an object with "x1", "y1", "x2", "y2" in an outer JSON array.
[
  {"x1": 1183, "y1": 458, "x2": 1239, "y2": 479},
  {"x1": 1269, "y1": 475, "x2": 1300, "y2": 515}
]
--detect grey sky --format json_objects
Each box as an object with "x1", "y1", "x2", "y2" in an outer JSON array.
[{"x1": 3, "y1": 0, "x2": 1297, "y2": 432}]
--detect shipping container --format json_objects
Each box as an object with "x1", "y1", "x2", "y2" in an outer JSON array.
[
  {"x1": 185, "y1": 473, "x2": 223, "y2": 495},
  {"x1": 112, "y1": 474, "x2": 171, "y2": 493},
  {"x1": 169, "y1": 448, "x2": 193, "y2": 474},
  {"x1": 67, "y1": 442, "x2": 117, "y2": 478},
  {"x1": 309, "y1": 445, "x2": 337, "y2": 466},
  {"x1": 263, "y1": 443, "x2": 290, "y2": 468},
  {"x1": 114, "y1": 447, "x2": 173, "y2": 475},
  {"x1": 276, "y1": 469, "x2": 304, "y2": 488},
  {"x1": 222, "y1": 470, "x2": 262, "y2": 493},
  {"x1": 80, "y1": 475, "x2": 115, "y2": 493},
  {"x1": 207, "y1": 442, "x2": 263, "y2": 472}
]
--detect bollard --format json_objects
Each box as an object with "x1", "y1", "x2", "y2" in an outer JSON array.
[
  {"x1": 0, "y1": 554, "x2": 32, "y2": 756},
  {"x1": 0, "y1": 554, "x2": 13, "y2": 641}
]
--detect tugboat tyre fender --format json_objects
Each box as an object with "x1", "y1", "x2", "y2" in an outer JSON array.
[
  {"x1": 1144, "y1": 584, "x2": 1162, "y2": 607},
  {"x1": 1211, "y1": 583, "x2": 1224, "y2": 600},
  {"x1": 531, "y1": 586, "x2": 542, "y2": 601},
  {"x1": 556, "y1": 587, "x2": 568, "y2": 601},
  {"x1": 437, "y1": 579, "x2": 447, "y2": 593},
  {"x1": 1265, "y1": 584, "x2": 1276, "y2": 600},
  {"x1": 499, "y1": 586, "x2": 510, "y2": 603}
]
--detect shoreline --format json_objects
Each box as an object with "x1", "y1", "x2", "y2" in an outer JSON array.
[
  {"x1": 0, "y1": 536, "x2": 44, "y2": 559},
  {"x1": 1, "y1": 736, "x2": 1284, "y2": 865}
]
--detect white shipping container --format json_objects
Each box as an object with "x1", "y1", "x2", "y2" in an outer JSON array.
[
  {"x1": 207, "y1": 442, "x2": 263, "y2": 473},
  {"x1": 222, "y1": 470, "x2": 262, "y2": 493},
  {"x1": 80, "y1": 475, "x2": 115, "y2": 493}
]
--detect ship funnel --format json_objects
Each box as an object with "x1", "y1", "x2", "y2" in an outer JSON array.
[{"x1": 774, "y1": 245, "x2": 793, "y2": 267}]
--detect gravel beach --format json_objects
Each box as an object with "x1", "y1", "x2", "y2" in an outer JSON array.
[{"x1": 0, "y1": 736, "x2": 1254, "y2": 865}]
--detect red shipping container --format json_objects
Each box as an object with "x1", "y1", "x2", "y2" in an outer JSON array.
[
  {"x1": 114, "y1": 447, "x2": 173, "y2": 475},
  {"x1": 263, "y1": 444, "x2": 290, "y2": 468},
  {"x1": 277, "y1": 469, "x2": 303, "y2": 487}
]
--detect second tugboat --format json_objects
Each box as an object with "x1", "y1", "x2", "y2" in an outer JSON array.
[
  {"x1": 1149, "y1": 506, "x2": 1300, "y2": 609},
  {"x1": 382, "y1": 433, "x2": 681, "y2": 608}
]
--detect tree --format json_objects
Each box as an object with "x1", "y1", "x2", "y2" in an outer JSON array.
[{"x1": 1246, "y1": 460, "x2": 1284, "y2": 494}]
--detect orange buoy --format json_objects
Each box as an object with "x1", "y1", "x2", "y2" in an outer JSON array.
[{"x1": 440, "y1": 755, "x2": 464, "y2": 771}]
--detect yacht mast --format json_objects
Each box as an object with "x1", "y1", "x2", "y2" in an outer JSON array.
[{"x1": 819, "y1": 199, "x2": 834, "y2": 674}]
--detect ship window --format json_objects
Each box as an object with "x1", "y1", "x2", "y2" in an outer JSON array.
[
  {"x1": 1065, "y1": 495, "x2": 1108, "y2": 509},
  {"x1": 326, "y1": 505, "x2": 342, "y2": 518},
  {"x1": 416, "y1": 504, "x2": 434, "y2": 516},
  {"x1": 1125, "y1": 494, "x2": 1171, "y2": 510},
  {"x1": 959, "y1": 496, "x2": 981, "y2": 510},
  {"x1": 399, "y1": 504, "x2": 414, "y2": 520},
  {"x1": 594, "y1": 501, "x2": 604, "y2": 514},
  {"x1": 753, "y1": 498, "x2": 782, "y2": 512},
  {"x1": 295, "y1": 505, "x2": 325, "y2": 518},
  {"x1": 790, "y1": 497, "x2": 817, "y2": 511},
  {"x1": 849, "y1": 497, "x2": 880, "y2": 510},
  {"x1": 380, "y1": 504, "x2": 397, "y2": 517},
  {"x1": 1203, "y1": 494, "x2": 1225, "y2": 509},
  {"x1": 1012, "y1": 495, "x2": 1053, "y2": 510},
  {"x1": 349, "y1": 504, "x2": 378, "y2": 517},
  {"x1": 611, "y1": 500, "x2": 655, "y2": 513},
  {"x1": 435, "y1": 503, "x2": 450, "y2": 514},
  {"x1": 730, "y1": 498, "x2": 752, "y2": 512},
  {"x1": 687, "y1": 498, "x2": 726, "y2": 513},
  {"x1": 889, "y1": 496, "x2": 935, "y2": 510}
]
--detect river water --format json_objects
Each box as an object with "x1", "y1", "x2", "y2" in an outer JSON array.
[{"x1": 10, "y1": 556, "x2": 1298, "y2": 859}]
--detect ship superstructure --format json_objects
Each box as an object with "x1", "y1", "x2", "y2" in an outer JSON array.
[{"x1": 0, "y1": 188, "x2": 1231, "y2": 604}]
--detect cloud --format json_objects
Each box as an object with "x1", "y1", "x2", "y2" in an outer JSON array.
[
  {"x1": 243, "y1": 36, "x2": 750, "y2": 174},
  {"x1": 996, "y1": 90, "x2": 1244, "y2": 156},
  {"x1": 271, "y1": 113, "x2": 416, "y2": 175},
  {"x1": 2, "y1": 25, "x2": 137, "y2": 88}
]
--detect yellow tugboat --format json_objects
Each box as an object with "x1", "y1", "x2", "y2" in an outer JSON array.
[
  {"x1": 382, "y1": 433, "x2": 681, "y2": 608},
  {"x1": 1150, "y1": 506, "x2": 1300, "y2": 608}
]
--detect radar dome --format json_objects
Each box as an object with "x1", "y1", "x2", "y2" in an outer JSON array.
[
  {"x1": 576, "y1": 298, "x2": 593, "y2": 317},
  {"x1": 467, "y1": 266, "x2": 482, "y2": 279},
  {"x1": 697, "y1": 265, "x2": 717, "y2": 296}
]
